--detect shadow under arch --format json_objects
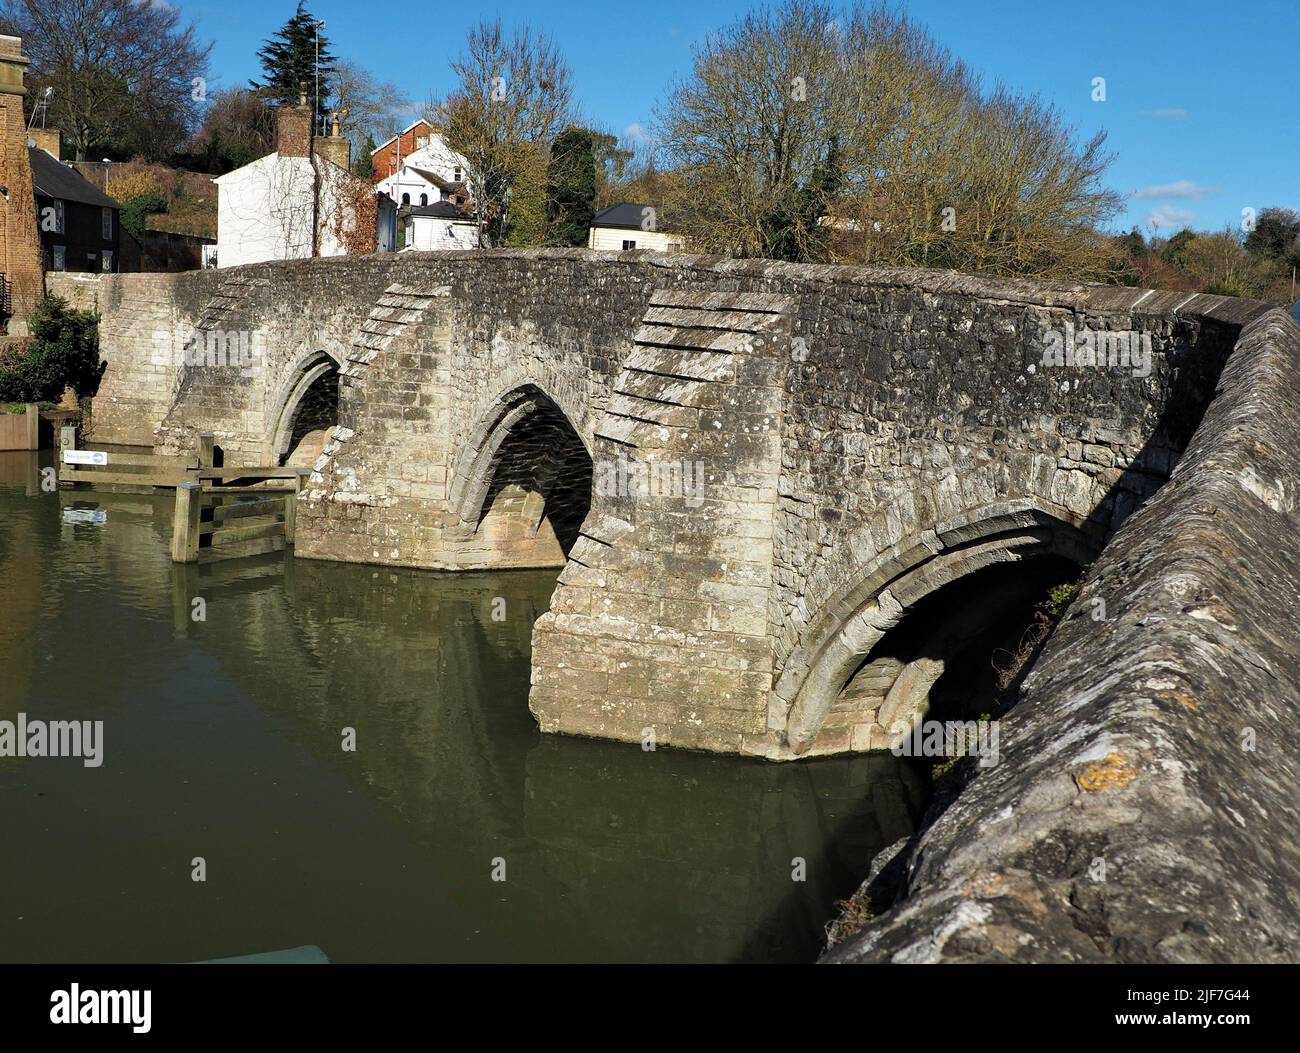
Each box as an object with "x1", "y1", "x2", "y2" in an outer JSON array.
[
  {"x1": 447, "y1": 383, "x2": 594, "y2": 565},
  {"x1": 777, "y1": 503, "x2": 1101, "y2": 755},
  {"x1": 269, "y1": 350, "x2": 341, "y2": 466}
]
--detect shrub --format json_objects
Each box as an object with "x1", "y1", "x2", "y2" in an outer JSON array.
[
  {"x1": 120, "y1": 190, "x2": 169, "y2": 243},
  {"x1": 0, "y1": 295, "x2": 102, "y2": 402}
]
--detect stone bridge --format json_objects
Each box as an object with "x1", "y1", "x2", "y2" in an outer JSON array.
[
  {"x1": 52, "y1": 251, "x2": 1300, "y2": 961},
  {"x1": 50, "y1": 252, "x2": 1290, "y2": 772}
]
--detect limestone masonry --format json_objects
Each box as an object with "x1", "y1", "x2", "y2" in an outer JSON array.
[{"x1": 54, "y1": 249, "x2": 1300, "y2": 962}]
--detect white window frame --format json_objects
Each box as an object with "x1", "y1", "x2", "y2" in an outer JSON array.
[{"x1": 52, "y1": 245, "x2": 66, "y2": 271}]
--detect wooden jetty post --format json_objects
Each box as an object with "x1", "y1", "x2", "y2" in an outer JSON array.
[
  {"x1": 171, "y1": 481, "x2": 202, "y2": 563},
  {"x1": 197, "y1": 433, "x2": 215, "y2": 470},
  {"x1": 284, "y1": 469, "x2": 310, "y2": 544}
]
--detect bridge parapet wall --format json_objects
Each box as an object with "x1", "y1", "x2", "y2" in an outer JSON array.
[{"x1": 826, "y1": 307, "x2": 1300, "y2": 962}]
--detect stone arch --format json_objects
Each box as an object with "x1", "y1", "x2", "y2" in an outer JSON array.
[
  {"x1": 268, "y1": 350, "x2": 341, "y2": 466},
  {"x1": 447, "y1": 382, "x2": 594, "y2": 566},
  {"x1": 774, "y1": 500, "x2": 1103, "y2": 755}
]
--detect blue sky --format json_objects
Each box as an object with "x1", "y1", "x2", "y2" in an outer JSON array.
[{"x1": 177, "y1": 0, "x2": 1298, "y2": 234}]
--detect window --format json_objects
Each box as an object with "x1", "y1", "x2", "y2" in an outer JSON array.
[
  {"x1": 401, "y1": 193, "x2": 410, "y2": 205},
  {"x1": 404, "y1": 221, "x2": 414, "y2": 249},
  {"x1": 102, "y1": 207, "x2": 113, "y2": 240},
  {"x1": 51, "y1": 245, "x2": 66, "y2": 271},
  {"x1": 416, "y1": 135, "x2": 430, "y2": 150},
  {"x1": 622, "y1": 239, "x2": 638, "y2": 250},
  {"x1": 453, "y1": 167, "x2": 462, "y2": 182},
  {"x1": 419, "y1": 193, "x2": 428, "y2": 206},
  {"x1": 101, "y1": 250, "x2": 114, "y2": 272}
]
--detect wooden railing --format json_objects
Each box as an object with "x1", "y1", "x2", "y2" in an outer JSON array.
[
  {"x1": 60, "y1": 432, "x2": 216, "y2": 489},
  {"x1": 171, "y1": 469, "x2": 310, "y2": 564}
]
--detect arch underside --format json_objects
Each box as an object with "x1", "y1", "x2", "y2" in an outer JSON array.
[
  {"x1": 775, "y1": 507, "x2": 1102, "y2": 757},
  {"x1": 271, "y1": 352, "x2": 341, "y2": 467},
  {"x1": 447, "y1": 385, "x2": 593, "y2": 569}
]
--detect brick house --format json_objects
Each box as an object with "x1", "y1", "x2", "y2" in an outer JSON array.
[{"x1": 370, "y1": 119, "x2": 437, "y2": 182}]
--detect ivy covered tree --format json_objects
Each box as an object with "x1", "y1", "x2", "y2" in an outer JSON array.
[
  {"x1": 545, "y1": 126, "x2": 597, "y2": 246},
  {"x1": 760, "y1": 136, "x2": 842, "y2": 262},
  {"x1": 254, "y1": 2, "x2": 335, "y2": 126}
]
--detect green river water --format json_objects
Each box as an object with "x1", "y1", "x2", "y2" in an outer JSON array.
[{"x1": 0, "y1": 451, "x2": 927, "y2": 963}]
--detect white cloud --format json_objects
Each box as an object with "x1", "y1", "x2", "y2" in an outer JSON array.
[
  {"x1": 623, "y1": 122, "x2": 648, "y2": 144},
  {"x1": 1129, "y1": 180, "x2": 1220, "y2": 200},
  {"x1": 1144, "y1": 206, "x2": 1196, "y2": 230},
  {"x1": 1143, "y1": 108, "x2": 1188, "y2": 120}
]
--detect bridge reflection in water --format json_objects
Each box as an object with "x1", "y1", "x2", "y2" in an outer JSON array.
[{"x1": 0, "y1": 464, "x2": 927, "y2": 963}]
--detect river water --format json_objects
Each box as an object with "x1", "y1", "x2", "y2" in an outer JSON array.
[{"x1": 0, "y1": 451, "x2": 927, "y2": 963}]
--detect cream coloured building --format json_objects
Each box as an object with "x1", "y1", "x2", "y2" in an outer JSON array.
[{"x1": 587, "y1": 203, "x2": 684, "y2": 252}]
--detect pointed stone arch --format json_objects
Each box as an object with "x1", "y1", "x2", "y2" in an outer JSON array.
[
  {"x1": 446, "y1": 382, "x2": 594, "y2": 567},
  {"x1": 773, "y1": 500, "x2": 1103, "y2": 756},
  {"x1": 268, "y1": 350, "x2": 341, "y2": 466}
]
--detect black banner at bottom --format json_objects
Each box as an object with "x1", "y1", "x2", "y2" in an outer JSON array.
[{"x1": 0, "y1": 962, "x2": 1287, "y2": 1040}]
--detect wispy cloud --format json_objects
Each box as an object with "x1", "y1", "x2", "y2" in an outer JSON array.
[
  {"x1": 1142, "y1": 108, "x2": 1189, "y2": 120},
  {"x1": 624, "y1": 122, "x2": 649, "y2": 144},
  {"x1": 1144, "y1": 206, "x2": 1196, "y2": 230},
  {"x1": 1130, "y1": 180, "x2": 1220, "y2": 200}
]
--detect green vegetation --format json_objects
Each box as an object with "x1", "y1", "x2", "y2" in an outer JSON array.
[
  {"x1": 502, "y1": 144, "x2": 549, "y2": 248},
  {"x1": 1, "y1": 401, "x2": 55, "y2": 413},
  {"x1": 545, "y1": 127, "x2": 598, "y2": 247},
  {"x1": 1043, "y1": 580, "x2": 1083, "y2": 618},
  {"x1": 0, "y1": 295, "x2": 101, "y2": 402},
  {"x1": 1114, "y1": 210, "x2": 1300, "y2": 304},
  {"x1": 253, "y1": 1, "x2": 335, "y2": 122},
  {"x1": 354, "y1": 136, "x2": 376, "y2": 179}
]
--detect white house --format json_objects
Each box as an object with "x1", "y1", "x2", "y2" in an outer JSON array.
[
  {"x1": 588, "y1": 203, "x2": 684, "y2": 252},
  {"x1": 398, "y1": 202, "x2": 479, "y2": 251},
  {"x1": 375, "y1": 130, "x2": 472, "y2": 212},
  {"x1": 214, "y1": 98, "x2": 391, "y2": 269}
]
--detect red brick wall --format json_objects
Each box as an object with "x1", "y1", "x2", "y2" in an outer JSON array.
[
  {"x1": 0, "y1": 36, "x2": 45, "y2": 328},
  {"x1": 371, "y1": 120, "x2": 434, "y2": 182}
]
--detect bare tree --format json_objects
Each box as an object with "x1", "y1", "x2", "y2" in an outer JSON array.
[
  {"x1": 190, "y1": 88, "x2": 277, "y2": 173},
  {"x1": 0, "y1": 0, "x2": 212, "y2": 162},
  {"x1": 427, "y1": 19, "x2": 574, "y2": 245},
  {"x1": 655, "y1": 0, "x2": 1122, "y2": 280},
  {"x1": 330, "y1": 60, "x2": 410, "y2": 158}
]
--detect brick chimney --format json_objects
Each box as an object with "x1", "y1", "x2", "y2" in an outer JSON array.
[
  {"x1": 0, "y1": 34, "x2": 44, "y2": 332},
  {"x1": 312, "y1": 110, "x2": 351, "y2": 171},
  {"x1": 276, "y1": 85, "x2": 312, "y2": 159},
  {"x1": 29, "y1": 126, "x2": 58, "y2": 159}
]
